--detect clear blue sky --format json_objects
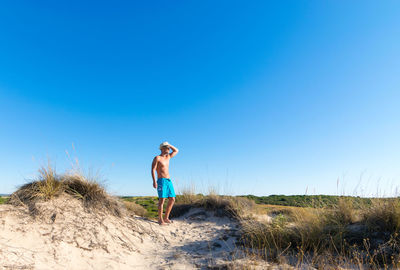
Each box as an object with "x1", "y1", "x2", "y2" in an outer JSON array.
[{"x1": 1, "y1": 1, "x2": 399, "y2": 196}]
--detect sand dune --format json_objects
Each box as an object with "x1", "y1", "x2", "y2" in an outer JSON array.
[{"x1": 0, "y1": 195, "x2": 278, "y2": 270}]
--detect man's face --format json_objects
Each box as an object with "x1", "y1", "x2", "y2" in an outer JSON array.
[{"x1": 161, "y1": 146, "x2": 170, "y2": 154}]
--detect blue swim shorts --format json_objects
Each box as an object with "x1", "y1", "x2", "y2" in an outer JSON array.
[{"x1": 157, "y1": 178, "x2": 176, "y2": 198}]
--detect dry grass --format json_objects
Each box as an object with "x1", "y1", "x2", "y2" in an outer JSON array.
[
  {"x1": 123, "y1": 201, "x2": 148, "y2": 217},
  {"x1": 239, "y1": 196, "x2": 400, "y2": 269},
  {"x1": 176, "y1": 185, "x2": 200, "y2": 204},
  {"x1": 36, "y1": 166, "x2": 65, "y2": 200},
  {"x1": 63, "y1": 172, "x2": 122, "y2": 216},
  {"x1": 10, "y1": 165, "x2": 65, "y2": 206},
  {"x1": 257, "y1": 204, "x2": 301, "y2": 220},
  {"x1": 9, "y1": 165, "x2": 123, "y2": 217},
  {"x1": 171, "y1": 190, "x2": 256, "y2": 219},
  {"x1": 363, "y1": 198, "x2": 400, "y2": 232}
]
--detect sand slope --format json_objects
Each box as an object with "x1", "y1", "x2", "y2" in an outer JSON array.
[{"x1": 0, "y1": 196, "x2": 280, "y2": 269}]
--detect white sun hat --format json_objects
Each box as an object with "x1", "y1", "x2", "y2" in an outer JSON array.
[{"x1": 159, "y1": 141, "x2": 170, "y2": 149}]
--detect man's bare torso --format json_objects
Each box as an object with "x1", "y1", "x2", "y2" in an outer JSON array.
[{"x1": 155, "y1": 155, "x2": 170, "y2": 179}]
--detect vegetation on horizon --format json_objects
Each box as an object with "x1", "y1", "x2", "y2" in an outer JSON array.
[
  {"x1": 241, "y1": 194, "x2": 373, "y2": 208},
  {"x1": 0, "y1": 196, "x2": 9, "y2": 204}
]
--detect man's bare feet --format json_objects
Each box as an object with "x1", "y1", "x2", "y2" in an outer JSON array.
[
  {"x1": 164, "y1": 218, "x2": 173, "y2": 224},
  {"x1": 158, "y1": 219, "x2": 167, "y2": 226}
]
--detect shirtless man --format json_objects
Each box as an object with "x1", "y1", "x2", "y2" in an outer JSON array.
[{"x1": 151, "y1": 142, "x2": 179, "y2": 225}]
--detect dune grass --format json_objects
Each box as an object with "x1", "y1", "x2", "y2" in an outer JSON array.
[
  {"x1": 240, "y1": 196, "x2": 400, "y2": 269},
  {"x1": 9, "y1": 165, "x2": 123, "y2": 216}
]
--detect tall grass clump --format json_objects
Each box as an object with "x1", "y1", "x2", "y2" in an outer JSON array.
[
  {"x1": 363, "y1": 198, "x2": 400, "y2": 233},
  {"x1": 9, "y1": 165, "x2": 123, "y2": 217},
  {"x1": 36, "y1": 166, "x2": 65, "y2": 200},
  {"x1": 63, "y1": 172, "x2": 122, "y2": 216},
  {"x1": 10, "y1": 165, "x2": 64, "y2": 205},
  {"x1": 176, "y1": 186, "x2": 203, "y2": 205},
  {"x1": 241, "y1": 206, "x2": 327, "y2": 262}
]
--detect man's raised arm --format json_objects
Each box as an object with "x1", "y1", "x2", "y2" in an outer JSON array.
[{"x1": 169, "y1": 144, "x2": 179, "y2": 158}]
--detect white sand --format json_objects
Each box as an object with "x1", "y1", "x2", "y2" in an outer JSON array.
[{"x1": 0, "y1": 196, "x2": 283, "y2": 269}]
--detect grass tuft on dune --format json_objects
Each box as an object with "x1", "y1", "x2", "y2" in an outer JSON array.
[{"x1": 9, "y1": 165, "x2": 123, "y2": 217}]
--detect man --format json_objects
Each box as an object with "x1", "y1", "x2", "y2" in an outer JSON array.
[{"x1": 151, "y1": 142, "x2": 179, "y2": 225}]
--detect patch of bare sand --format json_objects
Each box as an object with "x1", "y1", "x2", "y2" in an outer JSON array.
[{"x1": 0, "y1": 196, "x2": 285, "y2": 269}]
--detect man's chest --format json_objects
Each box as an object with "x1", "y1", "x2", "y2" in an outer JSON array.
[{"x1": 158, "y1": 158, "x2": 170, "y2": 167}]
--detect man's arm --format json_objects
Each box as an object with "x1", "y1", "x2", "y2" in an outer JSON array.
[
  {"x1": 151, "y1": 157, "x2": 158, "y2": 188},
  {"x1": 169, "y1": 144, "x2": 179, "y2": 158}
]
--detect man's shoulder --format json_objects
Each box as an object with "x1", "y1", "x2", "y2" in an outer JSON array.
[
  {"x1": 155, "y1": 155, "x2": 170, "y2": 161},
  {"x1": 154, "y1": 155, "x2": 168, "y2": 159}
]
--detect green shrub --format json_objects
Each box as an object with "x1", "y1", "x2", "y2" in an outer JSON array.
[
  {"x1": 0, "y1": 197, "x2": 9, "y2": 204},
  {"x1": 121, "y1": 196, "x2": 168, "y2": 219},
  {"x1": 241, "y1": 194, "x2": 371, "y2": 208}
]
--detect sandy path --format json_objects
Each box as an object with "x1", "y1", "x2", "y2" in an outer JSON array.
[{"x1": 139, "y1": 208, "x2": 243, "y2": 269}]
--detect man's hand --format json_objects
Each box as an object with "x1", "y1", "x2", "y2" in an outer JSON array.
[
  {"x1": 169, "y1": 144, "x2": 179, "y2": 158},
  {"x1": 153, "y1": 181, "x2": 157, "y2": 189}
]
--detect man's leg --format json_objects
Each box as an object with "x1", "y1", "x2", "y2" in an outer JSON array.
[
  {"x1": 164, "y1": 197, "x2": 175, "y2": 223},
  {"x1": 158, "y1": 198, "x2": 166, "y2": 225}
]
